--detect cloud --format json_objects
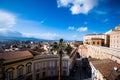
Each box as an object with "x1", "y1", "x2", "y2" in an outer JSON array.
[
  {"x1": 23, "y1": 32, "x2": 59, "y2": 40},
  {"x1": 73, "y1": 35, "x2": 77, "y2": 38},
  {"x1": 95, "y1": 10, "x2": 107, "y2": 14},
  {"x1": 77, "y1": 27, "x2": 88, "y2": 32},
  {"x1": 0, "y1": 29, "x2": 23, "y2": 37},
  {"x1": 0, "y1": 10, "x2": 16, "y2": 30},
  {"x1": 103, "y1": 18, "x2": 109, "y2": 22},
  {"x1": 57, "y1": 0, "x2": 98, "y2": 15},
  {"x1": 68, "y1": 26, "x2": 75, "y2": 30}
]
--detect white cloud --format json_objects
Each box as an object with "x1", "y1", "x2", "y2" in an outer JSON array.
[
  {"x1": 73, "y1": 35, "x2": 77, "y2": 38},
  {"x1": 68, "y1": 26, "x2": 75, "y2": 30},
  {"x1": 23, "y1": 32, "x2": 59, "y2": 40},
  {"x1": 0, "y1": 10, "x2": 16, "y2": 30},
  {"x1": 57, "y1": 0, "x2": 98, "y2": 15},
  {"x1": 103, "y1": 18, "x2": 109, "y2": 22},
  {"x1": 57, "y1": 0, "x2": 72, "y2": 7},
  {"x1": 0, "y1": 29, "x2": 23, "y2": 37},
  {"x1": 77, "y1": 27, "x2": 88, "y2": 32},
  {"x1": 96, "y1": 11, "x2": 107, "y2": 14}
]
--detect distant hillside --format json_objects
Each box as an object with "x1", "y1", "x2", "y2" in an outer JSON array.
[{"x1": 0, "y1": 36, "x2": 41, "y2": 41}]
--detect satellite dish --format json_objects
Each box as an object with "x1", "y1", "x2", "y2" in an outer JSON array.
[{"x1": 114, "y1": 66, "x2": 118, "y2": 71}]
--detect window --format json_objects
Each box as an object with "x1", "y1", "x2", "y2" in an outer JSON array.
[
  {"x1": 17, "y1": 68, "x2": 23, "y2": 77},
  {"x1": 36, "y1": 63, "x2": 40, "y2": 72},
  {"x1": 42, "y1": 62, "x2": 46, "y2": 70},
  {"x1": 36, "y1": 74, "x2": 40, "y2": 80},
  {"x1": 7, "y1": 71, "x2": 13, "y2": 80},
  {"x1": 26, "y1": 65, "x2": 31, "y2": 73},
  {"x1": 97, "y1": 42, "x2": 99, "y2": 45},
  {"x1": 50, "y1": 61, "x2": 55, "y2": 68},
  {"x1": 42, "y1": 72, "x2": 45, "y2": 78},
  {"x1": 63, "y1": 61, "x2": 67, "y2": 69},
  {"x1": 63, "y1": 71, "x2": 66, "y2": 76},
  {"x1": 92, "y1": 42, "x2": 95, "y2": 44}
]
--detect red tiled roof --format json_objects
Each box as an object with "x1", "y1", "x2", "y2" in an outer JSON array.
[
  {"x1": 0, "y1": 51, "x2": 33, "y2": 60},
  {"x1": 90, "y1": 59, "x2": 120, "y2": 80}
]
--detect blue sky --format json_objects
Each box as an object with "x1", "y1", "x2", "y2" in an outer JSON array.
[{"x1": 0, "y1": 0, "x2": 120, "y2": 40}]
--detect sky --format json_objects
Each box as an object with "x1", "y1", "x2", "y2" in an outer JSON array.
[{"x1": 0, "y1": 0, "x2": 120, "y2": 40}]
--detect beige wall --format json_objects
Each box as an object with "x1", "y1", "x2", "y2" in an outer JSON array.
[
  {"x1": 86, "y1": 45, "x2": 120, "y2": 62},
  {"x1": 4, "y1": 58, "x2": 33, "y2": 80},
  {"x1": 84, "y1": 34, "x2": 109, "y2": 47},
  {"x1": 32, "y1": 55, "x2": 70, "y2": 80},
  {"x1": 110, "y1": 33, "x2": 120, "y2": 49}
]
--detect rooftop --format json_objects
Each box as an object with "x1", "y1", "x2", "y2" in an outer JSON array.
[
  {"x1": 0, "y1": 50, "x2": 33, "y2": 60},
  {"x1": 91, "y1": 38, "x2": 104, "y2": 40},
  {"x1": 89, "y1": 58, "x2": 120, "y2": 80}
]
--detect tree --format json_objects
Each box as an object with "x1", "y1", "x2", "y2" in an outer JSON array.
[
  {"x1": 58, "y1": 38, "x2": 64, "y2": 80},
  {"x1": 51, "y1": 39, "x2": 64, "y2": 80},
  {"x1": 65, "y1": 44, "x2": 72, "y2": 55}
]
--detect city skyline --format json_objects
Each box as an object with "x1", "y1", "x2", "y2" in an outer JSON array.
[{"x1": 0, "y1": 0, "x2": 120, "y2": 40}]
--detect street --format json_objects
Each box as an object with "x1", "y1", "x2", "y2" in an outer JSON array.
[{"x1": 69, "y1": 53, "x2": 91, "y2": 80}]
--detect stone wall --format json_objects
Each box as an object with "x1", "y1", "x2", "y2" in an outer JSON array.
[{"x1": 87, "y1": 45, "x2": 120, "y2": 63}]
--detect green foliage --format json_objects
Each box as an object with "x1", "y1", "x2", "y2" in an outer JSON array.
[
  {"x1": 65, "y1": 44, "x2": 72, "y2": 55},
  {"x1": 51, "y1": 39, "x2": 73, "y2": 55}
]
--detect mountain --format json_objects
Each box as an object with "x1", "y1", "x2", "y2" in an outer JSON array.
[{"x1": 0, "y1": 36, "x2": 41, "y2": 41}]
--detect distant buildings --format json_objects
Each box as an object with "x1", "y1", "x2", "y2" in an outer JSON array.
[
  {"x1": 84, "y1": 34, "x2": 109, "y2": 47},
  {"x1": 84, "y1": 25, "x2": 120, "y2": 49},
  {"x1": 0, "y1": 41, "x2": 77, "y2": 80}
]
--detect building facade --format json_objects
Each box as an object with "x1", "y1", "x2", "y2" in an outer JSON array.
[
  {"x1": 32, "y1": 54, "x2": 70, "y2": 80},
  {"x1": 110, "y1": 26, "x2": 120, "y2": 49},
  {"x1": 84, "y1": 34, "x2": 109, "y2": 47},
  {"x1": 0, "y1": 50, "x2": 33, "y2": 80}
]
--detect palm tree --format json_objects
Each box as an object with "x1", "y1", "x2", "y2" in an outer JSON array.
[
  {"x1": 58, "y1": 38, "x2": 64, "y2": 80},
  {"x1": 51, "y1": 39, "x2": 64, "y2": 80}
]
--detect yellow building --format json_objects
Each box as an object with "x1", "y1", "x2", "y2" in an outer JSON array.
[
  {"x1": 84, "y1": 34, "x2": 109, "y2": 47},
  {"x1": 0, "y1": 50, "x2": 33, "y2": 80}
]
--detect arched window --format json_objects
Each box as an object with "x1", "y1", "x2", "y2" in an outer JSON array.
[
  {"x1": 6, "y1": 67, "x2": 15, "y2": 80},
  {"x1": 16, "y1": 65, "x2": 24, "y2": 78},
  {"x1": 26, "y1": 62, "x2": 32, "y2": 73}
]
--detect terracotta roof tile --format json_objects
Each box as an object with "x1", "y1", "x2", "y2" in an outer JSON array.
[
  {"x1": 90, "y1": 59, "x2": 120, "y2": 80},
  {"x1": 0, "y1": 50, "x2": 33, "y2": 60}
]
